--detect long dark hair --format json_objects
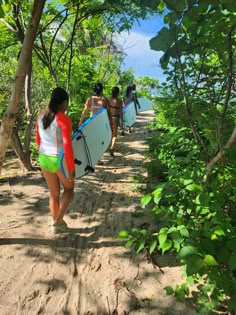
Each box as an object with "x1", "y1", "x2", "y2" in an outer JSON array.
[
  {"x1": 125, "y1": 85, "x2": 133, "y2": 98},
  {"x1": 43, "y1": 87, "x2": 69, "y2": 129},
  {"x1": 93, "y1": 83, "x2": 103, "y2": 96},
  {"x1": 111, "y1": 86, "x2": 120, "y2": 99}
]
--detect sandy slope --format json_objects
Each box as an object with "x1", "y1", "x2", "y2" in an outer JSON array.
[{"x1": 0, "y1": 110, "x2": 198, "y2": 315}]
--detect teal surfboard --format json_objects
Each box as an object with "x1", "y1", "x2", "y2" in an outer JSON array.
[
  {"x1": 61, "y1": 108, "x2": 112, "y2": 179},
  {"x1": 122, "y1": 102, "x2": 136, "y2": 128},
  {"x1": 137, "y1": 97, "x2": 152, "y2": 112}
]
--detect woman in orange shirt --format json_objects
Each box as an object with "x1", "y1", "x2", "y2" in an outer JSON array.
[{"x1": 36, "y1": 87, "x2": 75, "y2": 233}]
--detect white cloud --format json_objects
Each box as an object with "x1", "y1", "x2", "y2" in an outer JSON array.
[{"x1": 114, "y1": 31, "x2": 165, "y2": 80}]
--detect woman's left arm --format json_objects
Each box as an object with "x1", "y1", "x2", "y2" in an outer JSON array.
[
  {"x1": 35, "y1": 118, "x2": 40, "y2": 147},
  {"x1": 57, "y1": 112, "x2": 75, "y2": 171}
]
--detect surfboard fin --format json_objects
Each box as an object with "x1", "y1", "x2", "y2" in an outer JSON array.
[
  {"x1": 85, "y1": 165, "x2": 95, "y2": 173},
  {"x1": 74, "y1": 158, "x2": 82, "y2": 165},
  {"x1": 76, "y1": 135, "x2": 82, "y2": 141}
]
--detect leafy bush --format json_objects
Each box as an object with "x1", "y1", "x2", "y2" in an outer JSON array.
[{"x1": 119, "y1": 93, "x2": 236, "y2": 314}]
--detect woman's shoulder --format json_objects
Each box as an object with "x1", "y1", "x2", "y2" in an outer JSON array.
[
  {"x1": 103, "y1": 96, "x2": 110, "y2": 103},
  {"x1": 56, "y1": 111, "x2": 72, "y2": 123},
  {"x1": 37, "y1": 110, "x2": 45, "y2": 117},
  {"x1": 85, "y1": 96, "x2": 93, "y2": 105},
  {"x1": 37, "y1": 111, "x2": 46, "y2": 121}
]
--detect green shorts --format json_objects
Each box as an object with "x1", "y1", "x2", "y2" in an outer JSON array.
[{"x1": 39, "y1": 154, "x2": 60, "y2": 173}]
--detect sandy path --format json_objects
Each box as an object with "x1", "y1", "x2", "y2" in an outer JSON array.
[{"x1": 0, "y1": 111, "x2": 198, "y2": 315}]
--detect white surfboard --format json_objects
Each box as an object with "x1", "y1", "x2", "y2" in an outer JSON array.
[
  {"x1": 61, "y1": 108, "x2": 112, "y2": 179},
  {"x1": 137, "y1": 97, "x2": 152, "y2": 112},
  {"x1": 122, "y1": 102, "x2": 136, "y2": 128}
]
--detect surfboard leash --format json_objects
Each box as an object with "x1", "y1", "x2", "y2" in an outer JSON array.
[{"x1": 76, "y1": 130, "x2": 94, "y2": 175}]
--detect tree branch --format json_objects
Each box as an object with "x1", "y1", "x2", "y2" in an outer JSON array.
[
  {"x1": 0, "y1": 18, "x2": 17, "y2": 32},
  {"x1": 220, "y1": 26, "x2": 235, "y2": 132},
  {"x1": 204, "y1": 126, "x2": 236, "y2": 180},
  {"x1": 66, "y1": 6, "x2": 80, "y2": 91},
  {"x1": 173, "y1": 26, "x2": 208, "y2": 157},
  {"x1": 49, "y1": 10, "x2": 68, "y2": 67}
]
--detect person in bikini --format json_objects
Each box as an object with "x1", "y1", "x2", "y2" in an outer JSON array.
[
  {"x1": 124, "y1": 83, "x2": 140, "y2": 113},
  {"x1": 78, "y1": 82, "x2": 110, "y2": 126},
  {"x1": 131, "y1": 83, "x2": 140, "y2": 113},
  {"x1": 36, "y1": 87, "x2": 75, "y2": 234},
  {"x1": 108, "y1": 86, "x2": 124, "y2": 156},
  {"x1": 78, "y1": 82, "x2": 110, "y2": 164}
]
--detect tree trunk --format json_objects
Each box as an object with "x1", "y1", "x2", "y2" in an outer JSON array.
[
  {"x1": 10, "y1": 60, "x2": 34, "y2": 171},
  {"x1": 10, "y1": 128, "x2": 32, "y2": 172},
  {"x1": 23, "y1": 59, "x2": 33, "y2": 170},
  {"x1": 0, "y1": 0, "x2": 45, "y2": 174}
]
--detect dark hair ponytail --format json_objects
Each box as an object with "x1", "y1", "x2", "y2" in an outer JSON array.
[
  {"x1": 93, "y1": 82, "x2": 103, "y2": 96},
  {"x1": 43, "y1": 87, "x2": 69, "y2": 129},
  {"x1": 125, "y1": 85, "x2": 133, "y2": 98},
  {"x1": 112, "y1": 86, "x2": 119, "y2": 98}
]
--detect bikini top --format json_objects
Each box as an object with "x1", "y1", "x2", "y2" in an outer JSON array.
[
  {"x1": 90, "y1": 96, "x2": 104, "y2": 110},
  {"x1": 109, "y1": 98, "x2": 122, "y2": 117}
]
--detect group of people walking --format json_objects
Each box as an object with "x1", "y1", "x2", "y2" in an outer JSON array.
[
  {"x1": 36, "y1": 82, "x2": 139, "y2": 233},
  {"x1": 79, "y1": 82, "x2": 139, "y2": 155}
]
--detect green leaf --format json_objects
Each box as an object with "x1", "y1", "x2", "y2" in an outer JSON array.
[
  {"x1": 149, "y1": 239, "x2": 157, "y2": 254},
  {"x1": 164, "y1": 286, "x2": 174, "y2": 295},
  {"x1": 195, "y1": 193, "x2": 210, "y2": 206},
  {"x1": 159, "y1": 227, "x2": 169, "y2": 234},
  {"x1": 214, "y1": 228, "x2": 225, "y2": 236},
  {"x1": 183, "y1": 179, "x2": 193, "y2": 186},
  {"x1": 211, "y1": 233, "x2": 218, "y2": 240},
  {"x1": 159, "y1": 233, "x2": 167, "y2": 246},
  {"x1": 141, "y1": 194, "x2": 152, "y2": 206},
  {"x1": 117, "y1": 230, "x2": 129, "y2": 239},
  {"x1": 136, "y1": 239, "x2": 145, "y2": 253},
  {"x1": 200, "y1": 207, "x2": 209, "y2": 215},
  {"x1": 185, "y1": 183, "x2": 202, "y2": 192},
  {"x1": 130, "y1": 229, "x2": 139, "y2": 238},
  {"x1": 178, "y1": 245, "x2": 197, "y2": 259},
  {"x1": 165, "y1": 0, "x2": 190, "y2": 12},
  {"x1": 176, "y1": 289, "x2": 186, "y2": 302},
  {"x1": 153, "y1": 186, "x2": 163, "y2": 205},
  {"x1": 186, "y1": 276, "x2": 194, "y2": 286},
  {"x1": 229, "y1": 254, "x2": 236, "y2": 270},
  {"x1": 125, "y1": 238, "x2": 135, "y2": 248},
  {"x1": 150, "y1": 27, "x2": 175, "y2": 52},
  {"x1": 168, "y1": 226, "x2": 177, "y2": 234},
  {"x1": 160, "y1": 239, "x2": 172, "y2": 254},
  {"x1": 204, "y1": 255, "x2": 218, "y2": 266},
  {"x1": 198, "y1": 293, "x2": 210, "y2": 303},
  {"x1": 186, "y1": 255, "x2": 204, "y2": 275},
  {"x1": 179, "y1": 226, "x2": 189, "y2": 238},
  {"x1": 198, "y1": 304, "x2": 210, "y2": 313},
  {"x1": 0, "y1": 5, "x2": 4, "y2": 18},
  {"x1": 139, "y1": 229, "x2": 149, "y2": 237}
]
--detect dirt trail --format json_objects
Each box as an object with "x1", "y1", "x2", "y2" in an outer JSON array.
[{"x1": 0, "y1": 111, "x2": 198, "y2": 315}]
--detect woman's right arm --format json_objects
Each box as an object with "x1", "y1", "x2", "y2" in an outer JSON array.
[{"x1": 78, "y1": 98, "x2": 90, "y2": 127}]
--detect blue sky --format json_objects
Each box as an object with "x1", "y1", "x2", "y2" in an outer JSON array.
[{"x1": 114, "y1": 15, "x2": 166, "y2": 81}]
